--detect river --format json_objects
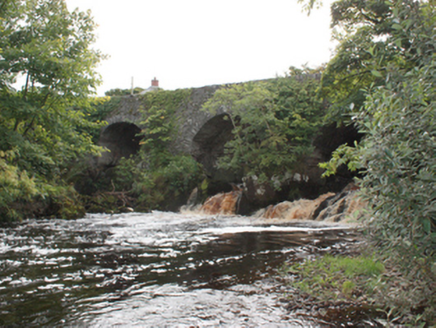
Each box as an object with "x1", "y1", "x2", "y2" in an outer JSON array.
[{"x1": 0, "y1": 211, "x2": 361, "y2": 327}]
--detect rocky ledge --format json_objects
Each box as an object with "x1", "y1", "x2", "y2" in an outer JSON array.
[{"x1": 197, "y1": 183, "x2": 366, "y2": 223}]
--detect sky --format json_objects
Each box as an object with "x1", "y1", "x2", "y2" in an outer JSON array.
[{"x1": 66, "y1": 0, "x2": 336, "y2": 96}]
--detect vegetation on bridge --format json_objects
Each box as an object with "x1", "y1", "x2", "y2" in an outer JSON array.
[
  {"x1": 103, "y1": 88, "x2": 204, "y2": 212},
  {"x1": 202, "y1": 69, "x2": 324, "y2": 187},
  {"x1": 83, "y1": 74, "x2": 327, "y2": 212}
]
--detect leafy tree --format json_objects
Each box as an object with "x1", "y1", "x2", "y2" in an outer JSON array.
[
  {"x1": 297, "y1": 0, "x2": 323, "y2": 14},
  {"x1": 105, "y1": 87, "x2": 145, "y2": 97},
  {"x1": 0, "y1": 0, "x2": 105, "y2": 220},
  {"x1": 78, "y1": 96, "x2": 115, "y2": 143},
  {"x1": 202, "y1": 69, "x2": 324, "y2": 186},
  {"x1": 289, "y1": 1, "x2": 436, "y2": 322},
  {"x1": 361, "y1": 62, "x2": 436, "y2": 253},
  {"x1": 356, "y1": 1, "x2": 436, "y2": 248},
  {"x1": 316, "y1": 1, "x2": 436, "y2": 321},
  {"x1": 320, "y1": 0, "x2": 417, "y2": 123},
  {"x1": 296, "y1": 0, "x2": 436, "y2": 317},
  {"x1": 320, "y1": 0, "x2": 436, "y2": 251}
]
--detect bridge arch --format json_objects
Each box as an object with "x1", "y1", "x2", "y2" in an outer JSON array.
[
  {"x1": 191, "y1": 113, "x2": 240, "y2": 182},
  {"x1": 98, "y1": 122, "x2": 143, "y2": 167}
]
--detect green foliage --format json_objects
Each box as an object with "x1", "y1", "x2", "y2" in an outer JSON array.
[
  {"x1": 286, "y1": 251, "x2": 435, "y2": 324},
  {"x1": 0, "y1": 150, "x2": 38, "y2": 221},
  {"x1": 312, "y1": 0, "x2": 436, "y2": 324},
  {"x1": 97, "y1": 88, "x2": 204, "y2": 211},
  {"x1": 77, "y1": 96, "x2": 115, "y2": 143},
  {"x1": 105, "y1": 87, "x2": 145, "y2": 96},
  {"x1": 139, "y1": 88, "x2": 191, "y2": 153},
  {"x1": 0, "y1": 0, "x2": 104, "y2": 221},
  {"x1": 286, "y1": 253, "x2": 385, "y2": 301},
  {"x1": 202, "y1": 70, "x2": 324, "y2": 186},
  {"x1": 297, "y1": 0, "x2": 323, "y2": 15},
  {"x1": 135, "y1": 89, "x2": 203, "y2": 210},
  {"x1": 320, "y1": 0, "x2": 419, "y2": 123},
  {"x1": 110, "y1": 154, "x2": 203, "y2": 212},
  {"x1": 319, "y1": 142, "x2": 361, "y2": 177},
  {"x1": 322, "y1": 0, "x2": 436, "y2": 255},
  {"x1": 361, "y1": 62, "x2": 436, "y2": 254},
  {"x1": 138, "y1": 155, "x2": 203, "y2": 210}
]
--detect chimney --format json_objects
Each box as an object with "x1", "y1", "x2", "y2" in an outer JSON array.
[{"x1": 151, "y1": 77, "x2": 159, "y2": 87}]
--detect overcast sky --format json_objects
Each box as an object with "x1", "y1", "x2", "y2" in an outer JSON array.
[{"x1": 66, "y1": 0, "x2": 336, "y2": 96}]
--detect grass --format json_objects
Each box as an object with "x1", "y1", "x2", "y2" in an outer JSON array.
[
  {"x1": 285, "y1": 253, "x2": 385, "y2": 302},
  {"x1": 282, "y1": 250, "x2": 436, "y2": 326}
]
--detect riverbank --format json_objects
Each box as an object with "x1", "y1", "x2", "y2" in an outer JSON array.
[{"x1": 279, "y1": 238, "x2": 436, "y2": 327}]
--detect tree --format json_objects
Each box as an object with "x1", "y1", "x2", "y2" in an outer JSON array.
[
  {"x1": 296, "y1": 1, "x2": 436, "y2": 322},
  {"x1": 320, "y1": 0, "x2": 436, "y2": 251},
  {"x1": 317, "y1": 2, "x2": 436, "y2": 322},
  {"x1": 360, "y1": 62, "x2": 436, "y2": 253},
  {"x1": 320, "y1": 0, "x2": 419, "y2": 123},
  {"x1": 356, "y1": 1, "x2": 436, "y2": 250},
  {"x1": 0, "y1": 0, "x2": 105, "y2": 220},
  {"x1": 202, "y1": 69, "x2": 324, "y2": 186}
]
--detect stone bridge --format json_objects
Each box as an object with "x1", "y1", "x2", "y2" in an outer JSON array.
[
  {"x1": 97, "y1": 77, "x2": 359, "y2": 192},
  {"x1": 98, "y1": 84, "x2": 235, "y2": 177}
]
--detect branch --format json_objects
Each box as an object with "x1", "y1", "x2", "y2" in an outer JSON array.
[
  {"x1": 23, "y1": 70, "x2": 30, "y2": 101},
  {"x1": 0, "y1": 0, "x2": 8, "y2": 13},
  {"x1": 22, "y1": 115, "x2": 35, "y2": 137},
  {"x1": 359, "y1": 8, "x2": 380, "y2": 26},
  {"x1": 13, "y1": 119, "x2": 20, "y2": 132}
]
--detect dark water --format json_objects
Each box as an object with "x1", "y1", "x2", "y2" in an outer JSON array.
[{"x1": 0, "y1": 212, "x2": 359, "y2": 327}]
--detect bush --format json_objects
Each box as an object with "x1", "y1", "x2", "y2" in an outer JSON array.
[
  {"x1": 110, "y1": 154, "x2": 203, "y2": 211},
  {"x1": 360, "y1": 63, "x2": 436, "y2": 257}
]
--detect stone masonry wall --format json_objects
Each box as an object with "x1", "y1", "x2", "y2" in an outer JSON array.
[{"x1": 102, "y1": 75, "x2": 322, "y2": 156}]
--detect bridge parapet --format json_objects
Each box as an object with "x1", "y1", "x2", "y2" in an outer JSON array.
[
  {"x1": 99, "y1": 75, "x2": 324, "y2": 170},
  {"x1": 170, "y1": 84, "x2": 225, "y2": 154},
  {"x1": 104, "y1": 96, "x2": 143, "y2": 127},
  {"x1": 98, "y1": 84, "x2": 228, "y2": 167}
]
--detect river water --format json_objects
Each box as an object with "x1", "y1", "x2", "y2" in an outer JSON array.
[{"x1": 0, "y1": 212, "x2": 360, "y2": 327}]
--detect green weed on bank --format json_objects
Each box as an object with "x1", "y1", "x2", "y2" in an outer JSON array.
[
  {"x1": 283, "y1": 251, "x2": 436, "y2": 326},
  {"x1": 285, "y1": 254, "x2": 384, "y2": 302}
]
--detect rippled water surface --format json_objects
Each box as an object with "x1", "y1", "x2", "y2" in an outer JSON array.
[{"x1": 0, "y1": 212, "x2": 358, "y2": 327}]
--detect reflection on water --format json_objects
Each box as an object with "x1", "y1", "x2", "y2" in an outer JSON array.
[{"x1": 0, "y1": 212, "x2": 358, "y2": 327}]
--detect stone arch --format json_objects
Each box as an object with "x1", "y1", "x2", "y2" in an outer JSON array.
[
  {"x1": 97, "y1": 122, "x2": 143, "y2": 167},
  {"x1": 191, "y1": 113, "x2": 238, "y2": 181}
]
